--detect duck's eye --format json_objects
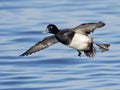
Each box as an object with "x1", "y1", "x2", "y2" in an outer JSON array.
[{"x1": 50, "y1": 26, "x2": 53, "y2": 29}]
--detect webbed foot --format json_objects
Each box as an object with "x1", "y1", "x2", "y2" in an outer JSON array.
[{"x1": 77, "y1": 50, "x2": 81, "y2": 57}]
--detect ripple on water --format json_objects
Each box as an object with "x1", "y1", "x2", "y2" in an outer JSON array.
[{"x1": 0, "y1": 0, "x2": 120, "y2": 90}]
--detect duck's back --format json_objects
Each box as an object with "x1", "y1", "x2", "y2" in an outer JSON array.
[{"x1": 55, "y1": 30, "x2": 75, "y2": 45}]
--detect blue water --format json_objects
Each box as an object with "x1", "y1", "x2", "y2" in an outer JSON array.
[{"x1": 0, "y1": 0, "x2": 120, "y2": 90}]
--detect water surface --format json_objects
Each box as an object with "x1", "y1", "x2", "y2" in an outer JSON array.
[{"x1": 0, "y1": 0, "x2": 120, "y2": 90}]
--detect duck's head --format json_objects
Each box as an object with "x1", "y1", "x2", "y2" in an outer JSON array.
[{"x1": 47, "y1": 24, "x2": 59, "y2": 34}]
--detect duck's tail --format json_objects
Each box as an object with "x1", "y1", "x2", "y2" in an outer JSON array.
[
  {"x1": 83, "y1": 43, "x2": 110, "y2": 57},
  {"x1": 84, "y1": 43, "x2": 96, "y2": 58},
  {"x1": 95, "y1": 43, "x2": 110, "y2": 52}
]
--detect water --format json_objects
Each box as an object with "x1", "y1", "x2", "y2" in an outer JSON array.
[{"x1": 0, "y1": 0, "x2": 120, "y2": 90}]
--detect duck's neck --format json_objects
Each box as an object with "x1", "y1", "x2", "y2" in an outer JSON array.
[{"x1": 52, "y1": 29, "x2": 60, "y2": 34}]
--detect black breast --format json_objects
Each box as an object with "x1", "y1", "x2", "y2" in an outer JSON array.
[{"x1": 55, "y1": 30, "x2": 75, "y2": 45}]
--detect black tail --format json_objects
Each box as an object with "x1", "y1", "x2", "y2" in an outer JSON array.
[
  {"x1": 96, "y1": 43, "x2": 110, "y2": 52},
  {"x1": 84, "y1": 43, "x2": 96, "y2": 58}
]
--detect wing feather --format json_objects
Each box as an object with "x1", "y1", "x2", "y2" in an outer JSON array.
[
  {"x1": 20, "y1": 35, "x2": 58, "y2": 56},
  {"x1": 73, "y1": 21, "x2": 105, "y2": 34}
]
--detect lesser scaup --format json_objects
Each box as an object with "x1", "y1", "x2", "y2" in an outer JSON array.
[{"x1": 20, "y1": 21, "x2": 110, "y2": 57}]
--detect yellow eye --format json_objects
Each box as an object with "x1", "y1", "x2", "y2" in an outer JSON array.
[{"x1": 50, "y1": 26, "x2": 53, "y2": 29}]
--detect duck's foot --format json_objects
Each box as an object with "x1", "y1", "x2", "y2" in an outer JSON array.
[{"x1": 77, "y1": 50, "x2": 81, "y2": 57}]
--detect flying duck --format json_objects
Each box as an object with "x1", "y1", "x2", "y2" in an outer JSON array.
[{"x1": 20, "y1": 21, "x2": 110, "y2": 57}]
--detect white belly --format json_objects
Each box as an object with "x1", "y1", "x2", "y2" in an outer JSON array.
[{"x1": 68, "y1": 33, "x2": 92, "y2": 50}]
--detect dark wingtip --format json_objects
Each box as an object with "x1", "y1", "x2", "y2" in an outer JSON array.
[
  {"x1": 20, "y1": 52, "x2": 29, "y2": 57},
  {"x1": 97, "y1": 21, "x2": 105, "y2": 28},
  {"x1": 20, "y1": 53, "x2": 25, "y2": 57}
]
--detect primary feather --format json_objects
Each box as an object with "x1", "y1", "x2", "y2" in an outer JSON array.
[{"x1": 20, "y1": 35, "x2": 58, "y2": 56}]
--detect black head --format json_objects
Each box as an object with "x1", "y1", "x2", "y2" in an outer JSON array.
[{"x1": 47, "y1": 24, "x2": 59, "y2": 34}]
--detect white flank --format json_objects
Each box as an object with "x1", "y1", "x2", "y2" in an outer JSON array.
[{"x1": 68, "y1": 33, "x2": 92, "y2": 50}]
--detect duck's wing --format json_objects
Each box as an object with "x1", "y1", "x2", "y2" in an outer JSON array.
[
  {"x1": 73, "y1": 21, "x2": 105, "y2": 35},
  {"x1": 20, "y1": 35, "x2": 58, "y2": 56}
]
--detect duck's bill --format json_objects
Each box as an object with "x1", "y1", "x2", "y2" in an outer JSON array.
[{"x1": 42, "y1": 28, "x2": 49, "y2": 34}]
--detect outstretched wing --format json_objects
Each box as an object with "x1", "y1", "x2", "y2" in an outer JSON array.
[
  {"x1": 73, "y1": 21, "x2": 105, "y2": 35},
  {"x1": 20, "y1": 35, "x2": 58, "y2": 56}
]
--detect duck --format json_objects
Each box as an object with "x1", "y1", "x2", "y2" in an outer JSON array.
[{"x1": 20, "y1": 21, "x2": 110, "y2": 57}]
